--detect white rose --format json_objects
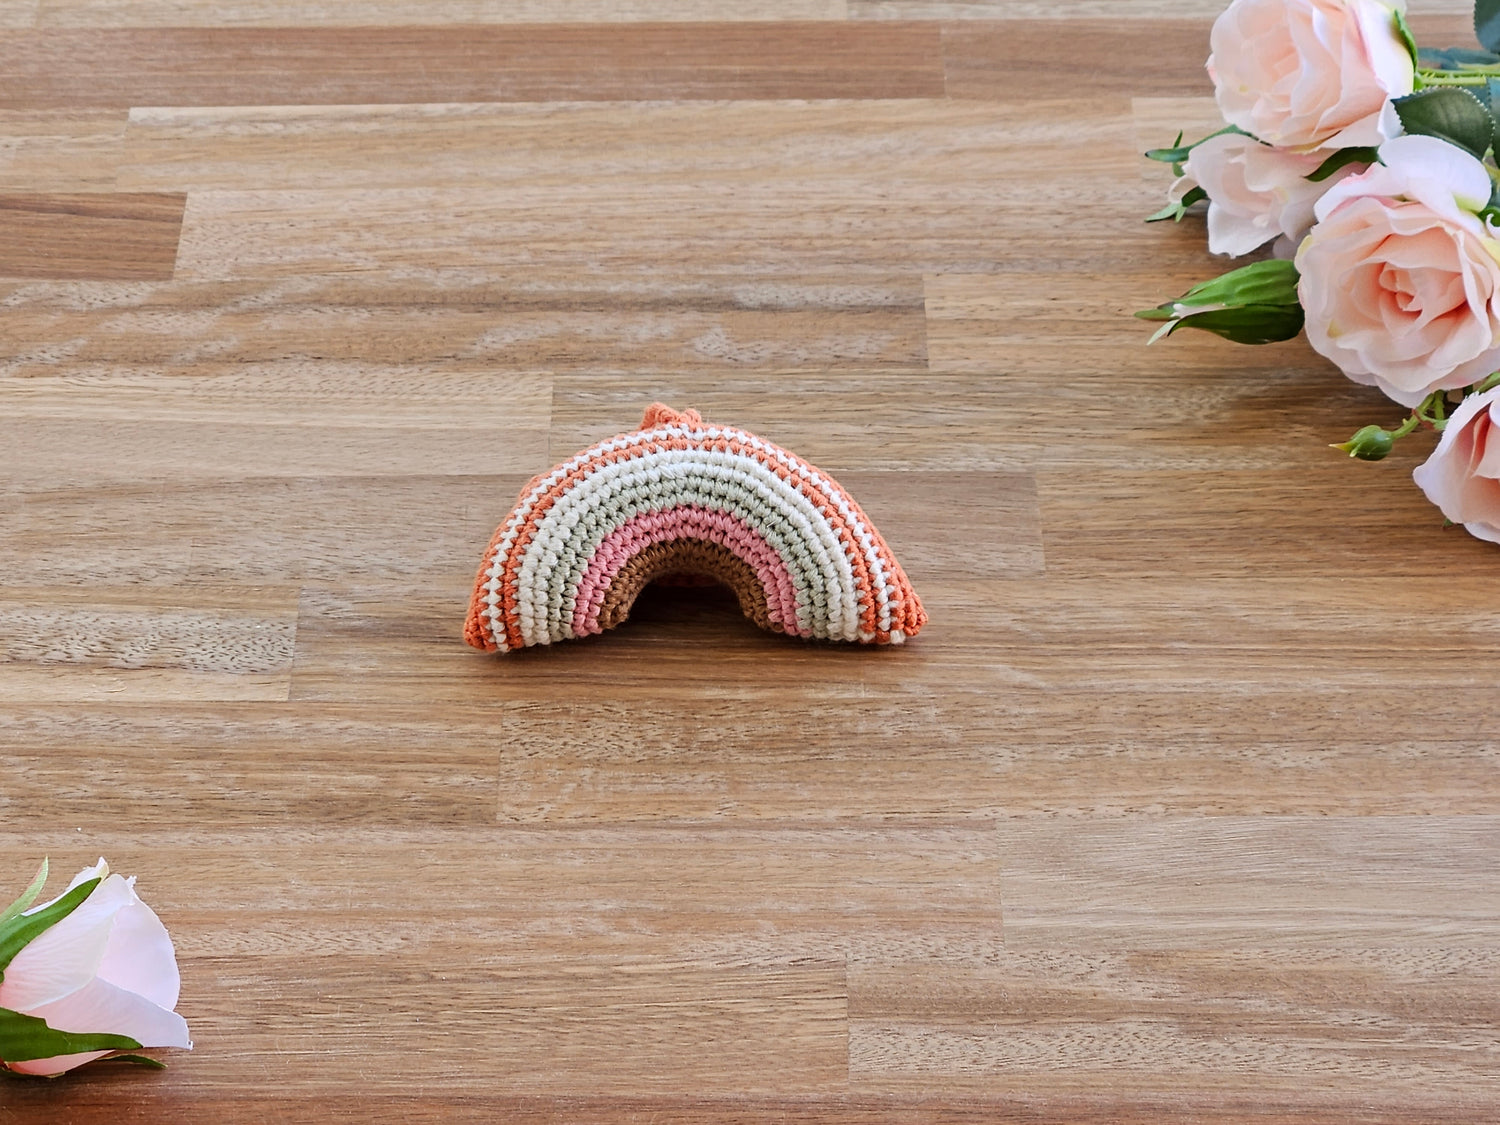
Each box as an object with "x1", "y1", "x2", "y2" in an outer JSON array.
[{"x1": 0, "y1": 859, "x2": 191, "y2": 1077}]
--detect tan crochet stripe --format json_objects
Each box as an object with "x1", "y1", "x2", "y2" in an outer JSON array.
[{"x1": 598, "y1": 539, "x2": 776, "y2": 634}]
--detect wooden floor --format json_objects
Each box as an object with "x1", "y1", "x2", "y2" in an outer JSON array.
[{"x1": 3, "y1": 2, "x2": 1497, "y2": 1121}]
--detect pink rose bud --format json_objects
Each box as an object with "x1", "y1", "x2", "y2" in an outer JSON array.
[
  {"x1": 1296, "y1": 135, "x2": 1500, "y2": 407},
  {"x1": 1413, "y1": 387, "x2": 1500, "y2": 543},
  {"x1": 0, "y1": 860, "x2": 191, "y2": 1077},
  {"x1": 1208, "y1": 0, "x2": 1414, "y2": 150}
]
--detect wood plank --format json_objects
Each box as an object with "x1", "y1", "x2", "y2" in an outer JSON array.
[
  {"x1": 115, "y1": 98, "x2": 1091, "y2": 194},
  {"x1": 0, "y1": 25, "x2": 946, "y2": 108},
  {"x1": 0, "y1": 1, "x2": 39, "y2": 27},
  {"x1": 924, "y1": 576, "x2": 1500, "y2": 690},
  {"x1": 943, "y1": 21, "x2": 1216, "y2": 99},
  {"x1": 0, "y1": 110, "x2": 127, "y2": 191},
  {"x1": 0, "y1": 191, "x2": 182, "y2": 279},
  {"x1": 0, "y1": 289, "x2": 925, "y2": 379},
  {"x1": 862, "y1": 0, "x2": 1472, "y2": 15},
  {"x1": 0, "y1": 586, "x2": 296, "y2": 702},
  {"x1": 494, "y1": 686, "x2": 1500, "y2": 821},
  {"x1": 0, "y1": 369, "x2": 551, "y2": 485},
  {"x1": 0, "y1": 475, "x2": 525, "y2": 588},
  {"x1": 0, "y1": 825, "x2": 1000, "y2": 959},
  {"x1": 168, "y1": 186, "x2": 1125, "y2": 286},
  {"x1": 0, "y1": 703, "x2": 502, "y2": 828},
  {"x1": 944, "y1": 15, "x2": 1475, "y2": 100},
  {"x1": 850, "y1": 948, "x2": 1500, "y2": 1110},
  {"x1": 37, "y1": 0, "x2": 848, "y2": 23},
  {"x1": 0, "y1": 1094, "x2": 1478, "y2": 1125},
  {"x1": 997, "y1": 817, "x2": 1500, "y2": 948},
  {"x1": 1036, "y1": 464, "x2": 1496, "y2": 579}
]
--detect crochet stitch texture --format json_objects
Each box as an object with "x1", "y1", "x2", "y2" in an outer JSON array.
[{"x1": 465, "y1": 403, "x2": 927, "y2": 652}]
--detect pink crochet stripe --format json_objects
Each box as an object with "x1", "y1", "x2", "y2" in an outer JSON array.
[{"x1": 571, "y1": 505, "x2": 806, "y2": 639}]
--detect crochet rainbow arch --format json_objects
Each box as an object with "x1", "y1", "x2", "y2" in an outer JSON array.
[{"x1": 465, "y1": 404, "x2": 926, "y2": 652}]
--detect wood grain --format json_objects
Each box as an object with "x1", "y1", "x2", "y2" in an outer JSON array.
[
  {"x1": 34, "y1": 0, "x2": 849, "y2": 23},
  {"x1": 0, "y1": 25, "x2": 945, "y2": 109},
  {"x1": 2, "y1": 11, "x2": 1499, "y2": 1124},
  {"x1": 0, "y1": 192, "x2": 183, "y2": 279},
  {"x1": 997, "y1": 817, "x2": 1500, "y2": 948},
  {"x1": 0, "y1": 111, "x2": 128, "y2": 191},
  {"x1": 0, "y1": 586, "x2": 296, "y2": 702}
]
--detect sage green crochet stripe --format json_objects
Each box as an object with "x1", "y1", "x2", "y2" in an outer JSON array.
[
  {"x1": 537, "y1": 481, "x2": 826, "y2": 644},
  {"x1": 524, "y1": 447, "x2": 842, "y2": 644},
  {"x1": 532, "y1": 454, "x2": 845, "y2": 645}
]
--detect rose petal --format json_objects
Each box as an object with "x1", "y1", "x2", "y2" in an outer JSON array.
[
  {"x1": 95, "y1": 896, "x2": 181, "y2": 1011},
  {"x1": 0, "y1": 874, "x2": 136, "y2": 1013},
  {"x1": 29, "y1": 976, "x2": 191, "y2": 1051}
]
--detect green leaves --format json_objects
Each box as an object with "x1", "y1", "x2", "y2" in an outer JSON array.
[
  {"x1": 0, "y1": 1007, "x2": 142, "y2": 1066},
  {"x1": 1146, "y1": 185, "x2": 1207, "y2": 223},
  {"x1": 1392, "y1": 86, "x2": 1495, "y2": 160},
  {"x1": 1394, "y1": 7, "x2": 1421, "y2": 67},
  {"x1": 1136, "y1": 259, "x2": 1304, "y2": 345},
  {"x1": 1306, "y1": 146, "x2": 1378, "y2": 183},
  {"x1": 0, "y1": 876, "x2": 100, "y2": 981},
  {"x1": 0, "y1": 861, "x2": 48, "y2": 932},
  {"x1": 1477, "y1": 0, "x2": 1500, "y2": 55}
]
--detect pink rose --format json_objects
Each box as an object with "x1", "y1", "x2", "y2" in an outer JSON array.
[
  {"x1": 1208, "y1": 0, "x2": 1414, "y2": 150},
  {"x1": 1295, "y1": 135, "x2": 1500, "y2": 408},
  {"x1": 1183, "y1": 132, "x2": 1356, "y2": 257},
  {"x1": 0, "y1": 859, "x2": 191, "y2": 1077},
  {"x1": 1412, "y1": 387, "x2": 1500, "y2": 542}
]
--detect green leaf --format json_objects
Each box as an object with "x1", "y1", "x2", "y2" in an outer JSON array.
[
  {"x1": 1489, "y1": 78, "x2": 1500, "y2": 151},
  {"x1": 1146, "y1": 185, "x2": 1207, "y2": 223},
  {"x1": 102, "y1": 1054, "x2": 168, "y2": 1070},
  {"x1": 0, "y1": 1006, "x2": 141, "y2": 1065},
  {"x1": 1305, "y1": 146, "x2": 1378, "y2": 182},
  {"x1": 1393, "y1": 7, "x2": 1420, "y2": 67},
  {"x1": 1393, "y1": 87, "x2": 1494, "y2": 160},
  {"x1": 0, "y1": 877, "x2": 100, "y2": 981},
  {"x1": 0, "y1": 861, "x2": 48, "y2": 932},
  {"x1": 1478, "y1": 0, "x2": 1500, "y2": 55}
]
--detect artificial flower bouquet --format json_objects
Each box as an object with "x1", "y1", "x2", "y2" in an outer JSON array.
[
  {"x1": 0, "y1": 858, "x2": 190, "y2": 1077},
  {"x1": 1142, "y1": 0, "x2": 1500, "y2": 542}
]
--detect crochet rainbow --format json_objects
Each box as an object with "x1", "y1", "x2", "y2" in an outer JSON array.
[{"x1": 465, "y1": 404, "x2": 926, "y2": 652}]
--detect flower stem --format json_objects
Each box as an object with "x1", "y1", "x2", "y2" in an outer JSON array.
[{"x1": 1415, "y1": 69, "x2": 1499, "y2": 86}]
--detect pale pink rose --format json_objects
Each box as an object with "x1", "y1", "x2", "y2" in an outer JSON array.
[
  {"x1": 1208, "y1": 0, "x2": 1414, "y2": 150},
  {"x1": 1185, "y1": 132, "x2": 1357, "y2": 256},
  {"x1": 1413, "y1": 387, "x2": 1500, "y2": 542},
  {"x1": 0, "y1": 859, "x2": 191, "y2": 1077},
  {"x1": 1295, "y1": 135, "x2": 1500, "y2": 407}
]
